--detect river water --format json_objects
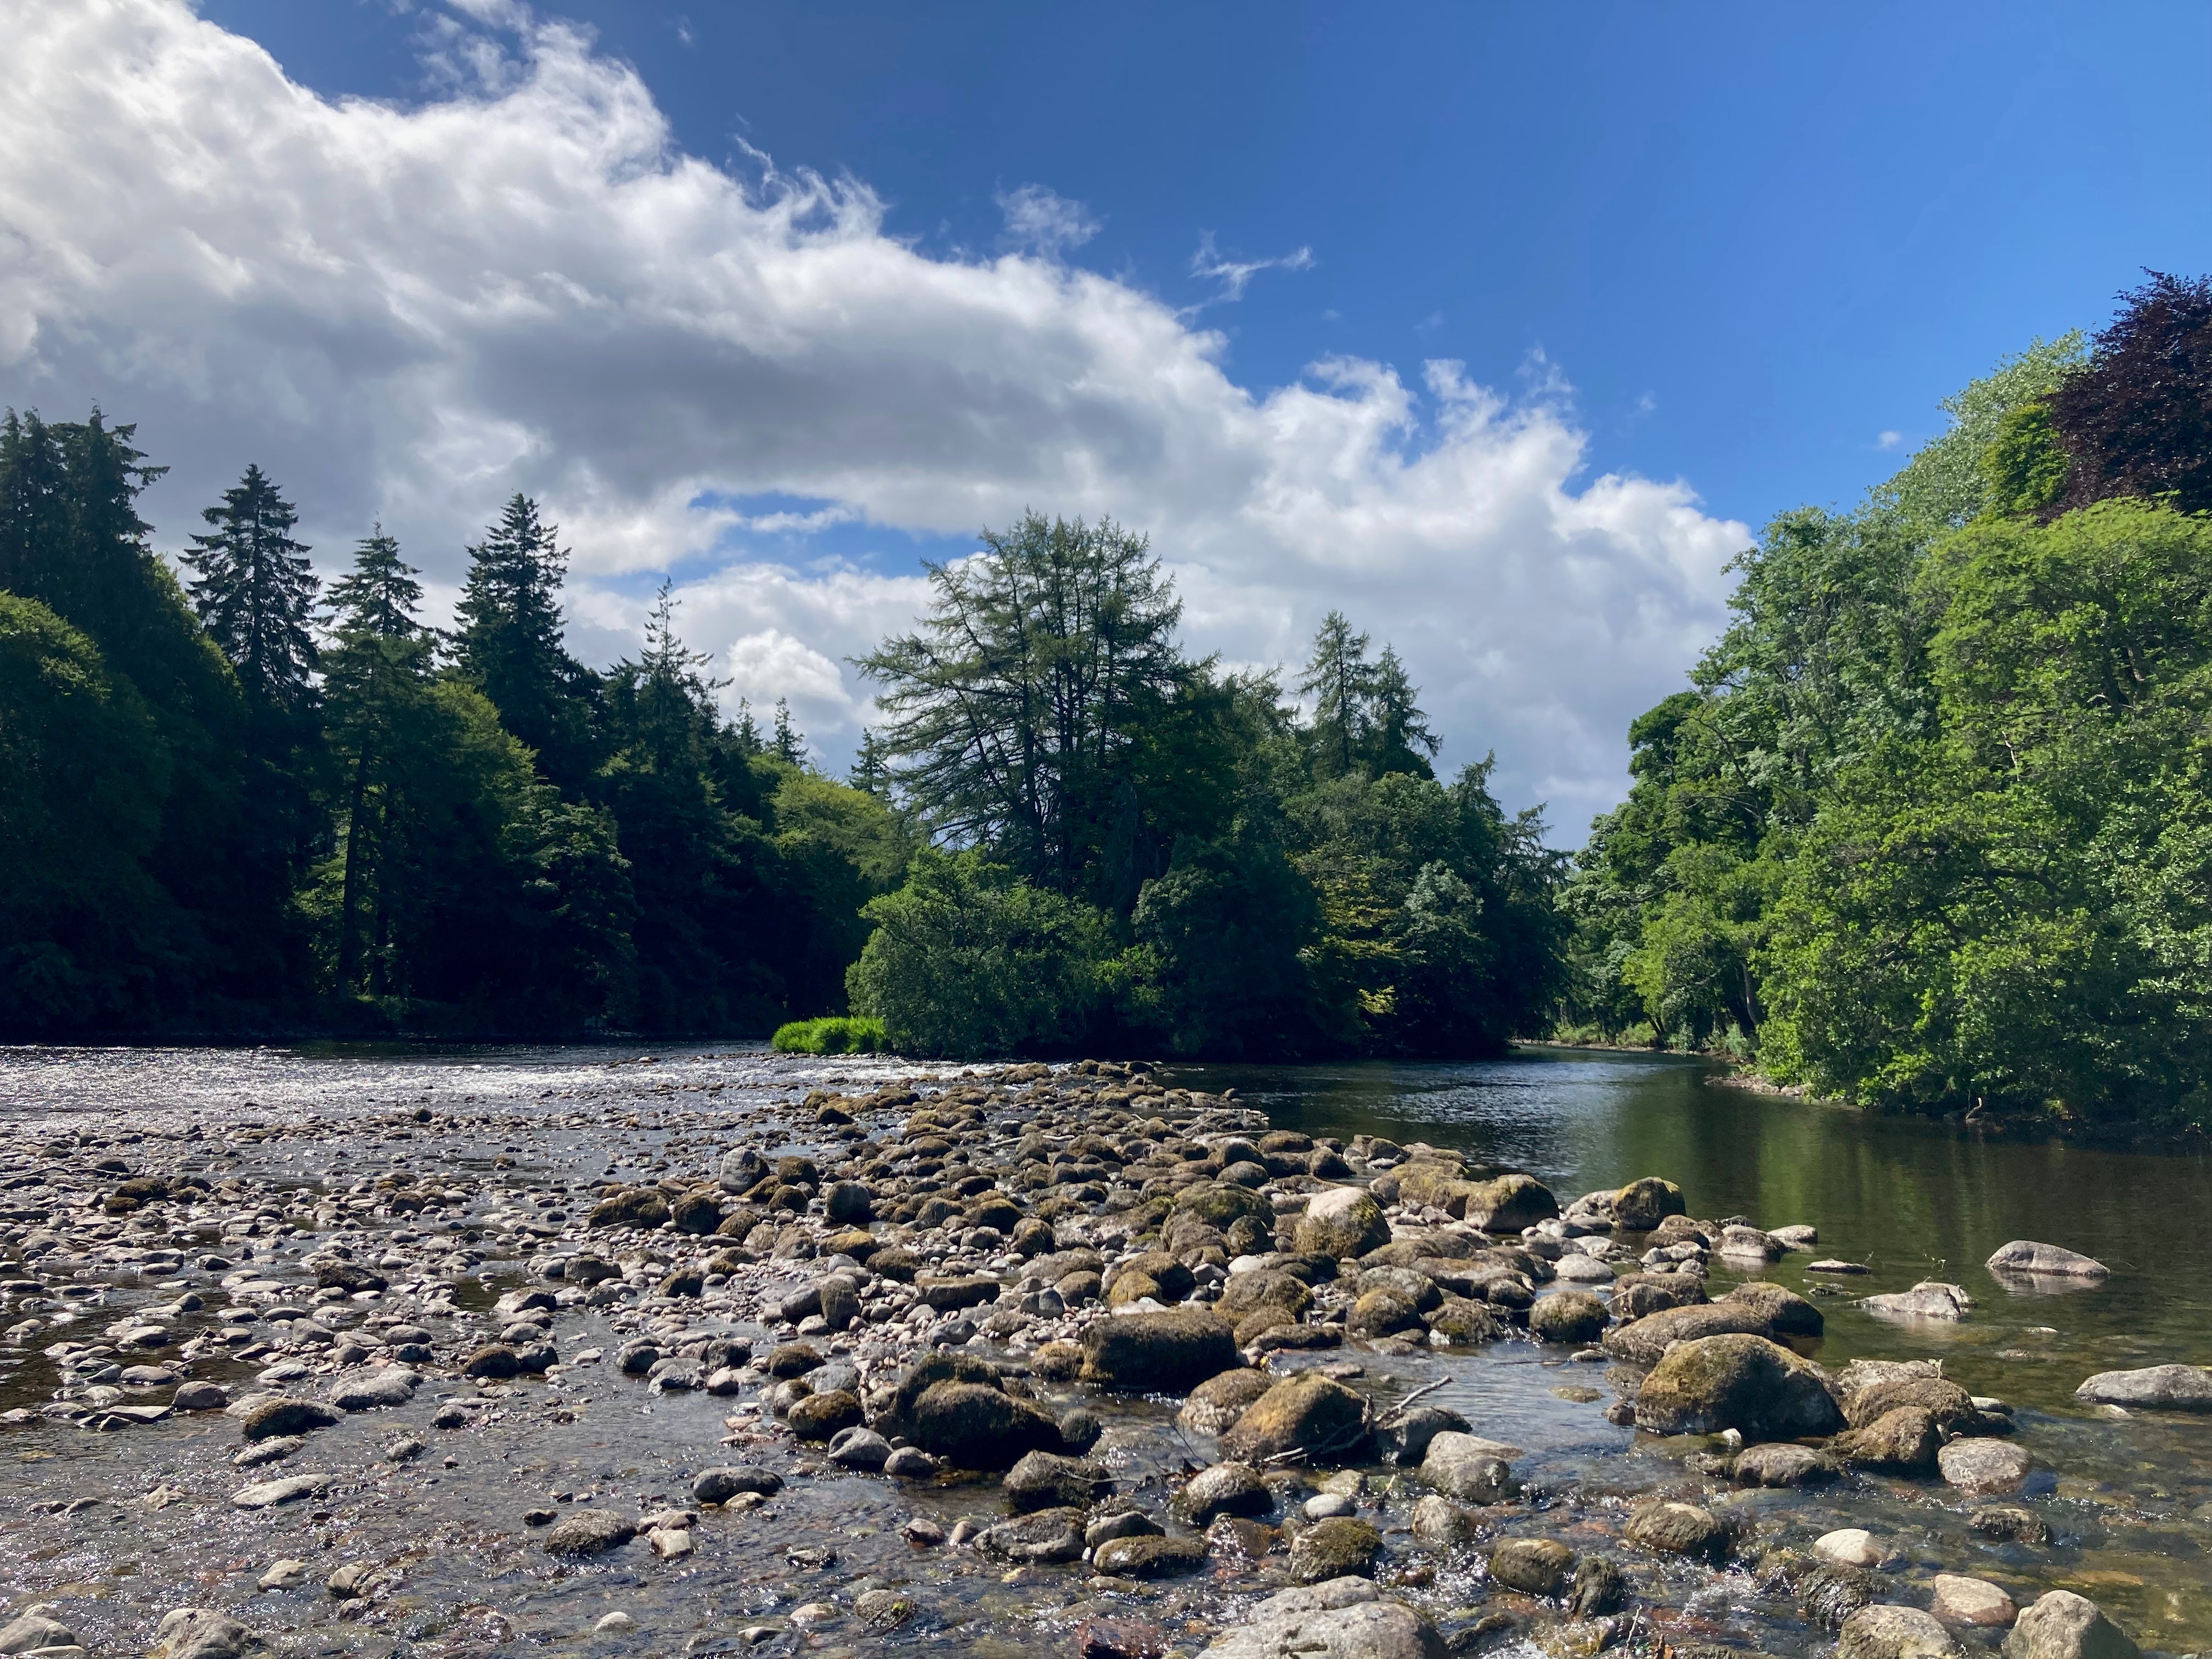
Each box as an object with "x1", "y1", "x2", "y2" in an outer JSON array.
[{"x1": 2, "y1": 1042, "x2": 2209, "y2": 1658}]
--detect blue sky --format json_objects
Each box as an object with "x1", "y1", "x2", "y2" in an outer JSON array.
[
  {"x1": 10, "y1": 1, "x2": 2210, "y2": 826},
  {"x1": 201, "y1": 0, "x2": 2212, "y2": 534}
]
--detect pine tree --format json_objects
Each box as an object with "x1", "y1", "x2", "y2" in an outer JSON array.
[
  {"x1": 849, "y1": 728, "x2": 893, "y2": 795},
  {"x1": 1366, "y1": 646, "x2": 1440, "y2": 778},
  {"x1": 324, "y1": 528, "x2": 432, "y2": 990},
  {"x1": 182, "y1": 464, "x2": 319, "y2": 710},
  {"x1": 456, "y1": 494, "x2": 593, "y2": 787},
  {"x1": 773, "y1": 697, "x2": 806, "y2": 765},
  {"x1": 326, "y1": 524, "x2": 422, "y2": 641}
]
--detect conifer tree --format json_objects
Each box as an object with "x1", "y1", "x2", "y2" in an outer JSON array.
[
  {"x1": 1298, "y1": 610, "x2": 1378, "y2": 778},
  {"x1": 324, "y1": 528, "x2": 431, "y2": 989},
  {"x1": 326, "y1": 524, "x2": 422, "y2": 641},
  {"x1": 773, "y1": 697, "x2": 805, "y2": 764},
  {"x1": 1367, "y1": 645, "x2": 1440, "y2": 778},
  {"x1": 182, "y1": 465, "x2": 319, "y2": 710},
  {"x1": 455, "y1": 494, "x2": 594, "y2": 788}
]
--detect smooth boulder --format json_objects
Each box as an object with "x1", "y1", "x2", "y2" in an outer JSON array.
[
  {"x1": 1199, "y1": 1579, "x2": 1445, "y2": 1659},
  {"x1": 2075, "y1": 1364, "x2": 2212, "y2": 1410},
  {"x1": 1986, "y1": 1241, "x2": 2107, "y2": 1280},
  {"x1": 2003, "y1": 1593, "x2": 2139, "y2": 1659}
]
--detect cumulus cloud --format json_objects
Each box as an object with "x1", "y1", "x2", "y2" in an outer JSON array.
[{"x1": 0, "y1": 0, "x2": 1750, "y2": 828}]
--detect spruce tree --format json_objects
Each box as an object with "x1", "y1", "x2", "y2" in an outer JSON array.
[
  {"x1": 1366, "y1": 645, "x2": 1440, "y2": 778},
  {"x1": 327, "y1": 523, "x2": 422, "y2": 640},
  {"x1": 324, "y1": 528, "x2": 431, "y2": 990},
  {"x1": 182, "y1": 464, "x2": 319, "y2": 710},
  {"x1": 456, "y1": 494, "x2": 593, "y2": 787},
  {"x1": 773, "y1": 697, "x2": 805, "y2": 764}
]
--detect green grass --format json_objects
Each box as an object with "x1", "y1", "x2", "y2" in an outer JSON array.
[{"x1": 771, "y1": 1015, "x2": 888, "y2": 1055}]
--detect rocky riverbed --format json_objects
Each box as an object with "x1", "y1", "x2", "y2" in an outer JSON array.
[{"x1": 2, "y1": 1047, "x2": 2209, "y2": 1659}]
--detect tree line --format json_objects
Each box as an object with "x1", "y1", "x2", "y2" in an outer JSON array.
[
  {"x1": 12, "y1": 269, "x2": 2205, "y2": 1119},
  {"x1": 1, "y1": 432, "x2": 906, "y2": 1036},
  {"x1": 0, "y1": 438, "x2": 1559, "y2": 1056},
  {"x1": 1562, "y1": 273, "x2": 2212, "y2": 1132}
]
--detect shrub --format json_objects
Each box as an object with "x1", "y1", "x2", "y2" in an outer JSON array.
[
  {"x1": 770, "y1": 1015, "x2": 887, "y2": 1054},
  {"x1": 845, "y1": 848, "x2": 1113, "y2": 1057}
]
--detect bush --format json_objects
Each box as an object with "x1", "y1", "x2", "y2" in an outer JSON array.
[
  {"x1": 770, "y1": 1015, "x2": 886, "y2": 1054},
  {"x1": 845, "y1": 849, "x2": 1113, "y2": 1057}
]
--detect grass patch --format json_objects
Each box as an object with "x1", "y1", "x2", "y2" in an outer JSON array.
[{"x1": 771, "y1": 1015, "x2": 888, "y2": 1054}]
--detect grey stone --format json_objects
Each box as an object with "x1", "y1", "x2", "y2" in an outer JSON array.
[
  {"x1": 1199, "y1": 1579, "x2": 1444, "y2": 1659},
  {"x1": 541, "y1": 1507, "x2": 636, "y2": 1555},
  {"x1": 1985, "y1": 1241, "x2": 2107, "y2": 1280},
  {"x1": 1179, "y1": 1461, "x2": 1271, "y2": 1522},
  {"x1": 2002, "y1": 1593, "x2": 2140, "y2": 1659},
  {"x1": 1419, "y1": 1431, "x2": 1516, "y2": 1503},
  {"x1": 2075, "y1": 1363, "x2": 2212, "y2": 1410},
  {"x1": 1839, "y1": 1606, "x2": 1966, "y2": 1659}
]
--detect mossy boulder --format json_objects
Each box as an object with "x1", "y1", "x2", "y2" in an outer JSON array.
[
  {"x1": 1612, "y1": 1176, "x2": 1687, "y2": 1231},
  {"x1": 1079, "y1": 1309, "x2": 1239, "y2": 1392},
  {"x1": 588, "y1": 1187, "x2": 669, "y2": 1229},
  {"x1": 1601, "y1": 1301, "x2": 1774, "y2": 1364},
  {"x1": 1174, "y1": 1181, "x2": 1273, "y2": 1229},
  {"x1": 1220, "y1": 1373, "x2": 1370, "y2": 1463},
  {"x1": 906, "y1": 1380, "x2": 1063, "y2": 1468},
  {"x1": 1489, "y1": 1537, "x2": 1576, "y2": 1596},
  {"x1": 1633, "y1": 1333, "x2": 1844, "y2": 1440},
  {"x1": 1294, "y1": 1187, "x2": 1391, "y2": 1259},
  {"x1": 1530, "y1": 1291, "x2": 1609, "y2": 1345},
  {"x1": 1461, "y1": 1173, "x2": 1559, "y2": 1233},
  {"x1": 1289, "y1": 1516, "x2": 1382, "y2": 1582}
]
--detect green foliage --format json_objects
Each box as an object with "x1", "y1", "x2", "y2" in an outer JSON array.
[
  {"x1": 457, "y1": 494, "x2": 596, "y2": 791},
  {"x1": 858, "y1": 513, "x2": 1222, "y2": 907},
  {"x1": 1570, "y1": 276, "x2": 2212, "y2": 1131},
  {"x1": 856, "y1": 519, "x2": 1563, "y2": 1058},
  {"x1": 0, "y1": 594, "x2": 169, "y2": 1028},
  {"x1": 1760, "y1": 500, "x2": 2212, "y2": 1125},
  {"x1": 847, "y1": 849, "x2": 1115, "y2": 1057},
  {"x1": 771, "y1": 1015, "x2": 887, "y2": 1054}
]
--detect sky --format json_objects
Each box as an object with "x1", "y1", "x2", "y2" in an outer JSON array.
[{"x1": 5, "y1": 0, "x2": 2209, "y2": 833}]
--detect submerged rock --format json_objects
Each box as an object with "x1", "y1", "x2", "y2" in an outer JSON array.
[
  {"x1": 1861, "y1": 1281, "x2": 1973, "y2": 1321},
  {"x1": 1839, "y1": 1605, "x2": 1965, "y2": 1659}
]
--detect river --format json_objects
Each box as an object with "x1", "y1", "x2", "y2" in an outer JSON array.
[{"x1": 1, "y1": 1041, "x2": 2207, "y2": 1658}]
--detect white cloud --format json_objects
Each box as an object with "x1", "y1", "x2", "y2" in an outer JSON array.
[
  {"x1": 1187, "y1": 232, "x2": 1316, "y2": 311},
  {"x1": 995, "y1": 184, "x2": 1101, "y2": 258},
  {"x1": 1876, "y1": 429, "x2": 1905, "y2": 450},
  {"x1": 0, "y1": 0, "x2": 1750, "y2": 830}
]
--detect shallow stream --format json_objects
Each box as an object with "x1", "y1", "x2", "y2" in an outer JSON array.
[{"x1": 1, "y1": 1042, "x2": 2207, "y2": 1659}]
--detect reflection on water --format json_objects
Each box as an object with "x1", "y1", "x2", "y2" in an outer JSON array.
[{"x1": 1171, "y1": 1047, "x2": 2212, "y2": 1414}]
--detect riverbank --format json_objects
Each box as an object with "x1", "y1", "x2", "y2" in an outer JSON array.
[{"x1": 3, "y1": 1046, "x2": 2208, "y2": 1659}]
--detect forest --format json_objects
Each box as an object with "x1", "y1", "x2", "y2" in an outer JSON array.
[
  {"x1": 0, "y1": 437, "x2": 1557, "y2": 1057},
  {"x1": 3, "y1": 272, "x2": 2208, "y2": 1128}
]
